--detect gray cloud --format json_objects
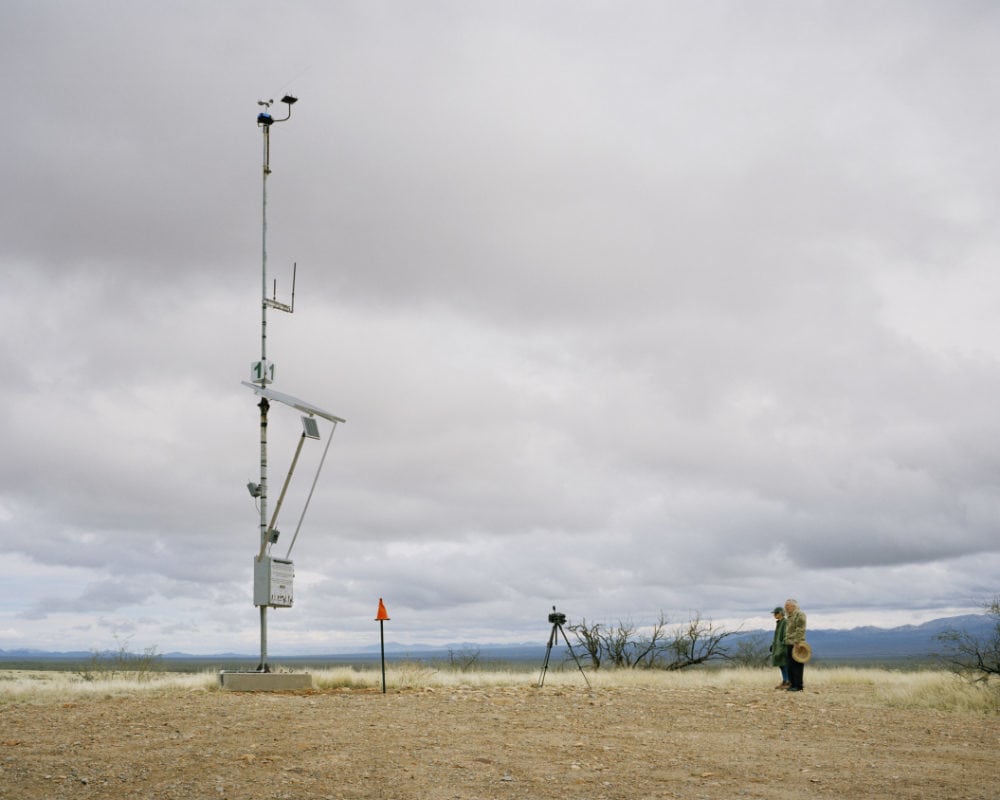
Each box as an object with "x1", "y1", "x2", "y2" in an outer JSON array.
[{"x1": 2, "y1": 1, "x2": 999, "y2": 654}]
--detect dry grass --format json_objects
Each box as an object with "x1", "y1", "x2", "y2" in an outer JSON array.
[
  {"x1": 872, "y1": 669, "x2": 1000, "y2": 712},
  {"x1": 2, "y1": 664, "x2": 996, "y2": 713},
  {"x1": 0, "y1": 669, "x2": 214, "y2": 703}
]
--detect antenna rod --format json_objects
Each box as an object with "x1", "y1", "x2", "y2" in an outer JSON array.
[{"x1": 261, "y1": 118, "x2": 270, "y2": 364}]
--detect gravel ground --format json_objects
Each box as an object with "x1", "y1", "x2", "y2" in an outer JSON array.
[{"x1": 1, "y1": 682, "x2": 997, "y2": 799}]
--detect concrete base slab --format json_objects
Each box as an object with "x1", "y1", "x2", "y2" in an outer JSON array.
[{"x1": 218, "y1": 671, "x2": 313, "y2": 692}]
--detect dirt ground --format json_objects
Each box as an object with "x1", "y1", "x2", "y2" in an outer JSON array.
[{"x1": 1, "y1": 681, "x2": 997, "y2": 800}]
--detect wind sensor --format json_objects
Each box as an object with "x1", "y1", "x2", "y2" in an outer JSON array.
[{"x1": 247, "y1": 94, "x2": 346, "y2": 672}]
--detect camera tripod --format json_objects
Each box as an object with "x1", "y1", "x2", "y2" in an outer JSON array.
[{"x1": 537, "y1": 606, "x2": 592, "y2": 688}]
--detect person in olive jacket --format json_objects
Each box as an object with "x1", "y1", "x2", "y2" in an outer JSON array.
[
  {"x1": 784, "y1": 598, "x2": 807, "y2": 691},
  {"x1": 769, "y1": 606, "x2": 789, "y2": 688}
]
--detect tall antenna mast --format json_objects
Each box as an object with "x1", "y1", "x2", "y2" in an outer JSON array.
[
  {"x1": 243, "y1": 94, "x2": 345, "y2": 679},
  {"x1": 252, "y1": 94, "x2": 298, "y2": 673}
]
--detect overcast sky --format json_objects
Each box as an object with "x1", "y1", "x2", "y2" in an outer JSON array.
[{"x1": 2, "y1": 1, "x2": 999, "y2": 656}]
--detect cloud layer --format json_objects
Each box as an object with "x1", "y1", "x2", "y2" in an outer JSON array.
[{"x1": 2, "y1": 2, "x2": 999, "y2": 653}]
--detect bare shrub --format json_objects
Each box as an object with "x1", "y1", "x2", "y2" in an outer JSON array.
[
  {"x1": 79, "y1": 635, "x2": 162, "y2": 683},
  {"x1": 937, "y1": 595, "x2": 1000, "y2": 685},
  {"x1": 446, "y1": 646, "x2": 482, "y2": 672},
  {"x1": 660, "y1": 613, "x2": 735, "y2": 670},
  {"x1": 732, "y1": 632, "x2": 771, "y2": 667},
  {"x1": 568, "y1": 611, "x2": 734, "y2": 670},
  {"x1": 567, "y1": 618, "x2": 603, "y2": 670}
]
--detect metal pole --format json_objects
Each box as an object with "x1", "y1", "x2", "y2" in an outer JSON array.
[
  {"x1": 261, "y1": 121, "x2": 270, "y2": 362},
  {"x1": 257, "y1": 115, "x2": 271, "y2": 673},
  {"x1": 260, "y1": 117, "x2": 271, "y2": 553},
  {"x1": 380, "y1": 619, "x2": 387, "y2": 694},
  {"x1": 261, "y1": 432, "x2": 306, "y2": 559},
  {"x1": 259, "y1": 606, "x2": 268, "y2": 673},
  {"x1": 252, "y1": 96, "x2": 295, "y2": 675},
  {"x1": 257, "y1": 399, "x2": 269, "y2": 672}
]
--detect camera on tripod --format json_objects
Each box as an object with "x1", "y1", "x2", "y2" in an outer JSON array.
[{"x1": 539, "y1": 605, "x2": 590, "y2": 688}]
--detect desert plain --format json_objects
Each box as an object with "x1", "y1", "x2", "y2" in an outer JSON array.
[{"x1": 1, "y1": 668, "x2": 997, "y2": 800}]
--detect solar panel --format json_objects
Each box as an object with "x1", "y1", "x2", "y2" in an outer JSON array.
[{"x1": 301, "y1": 416, "x2": 321, "y2": 439}]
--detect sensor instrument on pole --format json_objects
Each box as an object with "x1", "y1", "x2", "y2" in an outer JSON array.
[{"x1": 248, "y1": 94, "x2": 345, "y2": 673}]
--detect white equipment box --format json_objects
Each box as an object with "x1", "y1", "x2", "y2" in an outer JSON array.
[{"x1": 254, "y1": 556, "x2": 294, "y2": 608}]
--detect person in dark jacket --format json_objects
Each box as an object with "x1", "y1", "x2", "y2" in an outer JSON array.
[
  {"x1": 769, "y1": 606, "x2": 789, "y2": 688},
  {"x1": 783, "y1": 598, "x2": 807, "y2": 691}
]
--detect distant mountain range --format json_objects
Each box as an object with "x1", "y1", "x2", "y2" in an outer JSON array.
[
  {"x1": 0, "y1": 614, "x2": 992, "y2": 665},
  {"x1": 774, "y1": 614, "x2": 993, "y2": 661}
]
